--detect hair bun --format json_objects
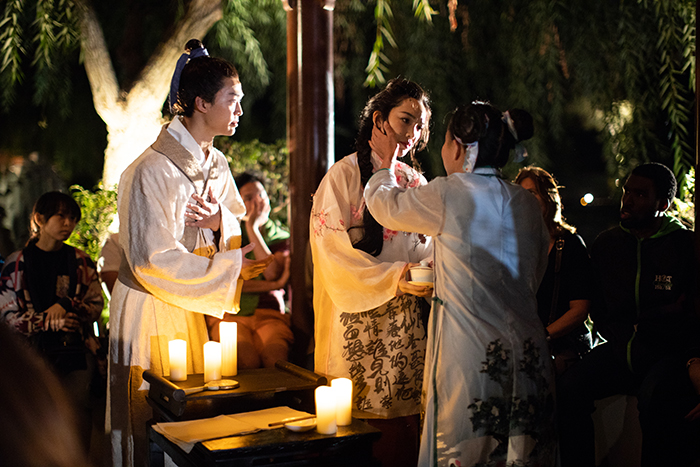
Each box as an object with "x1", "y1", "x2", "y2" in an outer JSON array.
[
  {"x1": 450, "y1": 105, "x2": 485, "y2": 145},
  {"x1": 506, "y1": 109, "x2": 534, "y2": 142},
  {"x1": 185, "y1": 39, "x2": 204, "y2": 52}
]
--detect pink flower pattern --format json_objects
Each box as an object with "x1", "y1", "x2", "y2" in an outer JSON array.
[
  {"x1": 313, "y1": 160, "x2": 424, "y2": 240},
  {"x1": 383, "y1": 229, "x2": 399, "y2": 241},
  {"x1": 350, "y1": 202, "x2": 364, "y2": 222},
  {"x1": 380, "y1": 161, "x2": 423, "y2": 242},
  {"x1": 312, "y1": 209, "x2": 346, "y2": 237}
]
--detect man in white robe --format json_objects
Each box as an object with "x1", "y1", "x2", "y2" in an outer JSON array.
[{"x1": 107, "y1": 44, "x2": 271, "y2": 467}]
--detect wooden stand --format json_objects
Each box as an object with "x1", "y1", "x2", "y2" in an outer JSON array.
[
  {"x1": 149, "y1": 419, "x2": 381, "y2": 467},
  {"x1": 145, "y1": 361, "x2": 381, "y2": 466}
]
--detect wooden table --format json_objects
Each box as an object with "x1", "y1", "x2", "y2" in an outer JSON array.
[
  {"x1": 150, "y1": 419, "x2": 381, "y2": 467},
  {"x1": 144, "y1": 362, "x2": 381, "y2": 466},
  {"x1": 144, "y1": 361, "x2": 325, "y2": 421}
]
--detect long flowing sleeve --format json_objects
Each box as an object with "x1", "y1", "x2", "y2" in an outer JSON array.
[
  {"x1": 118, "y1": 149, "x2": 243, "y2": 318},
  {"x1": 310, "y1": 157, "x2": 406, "y2": 313},
  {"x1": 365, "y1": 168, "x2": 446, "y2": 236}
]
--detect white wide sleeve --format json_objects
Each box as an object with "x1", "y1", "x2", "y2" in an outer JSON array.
[
  {"x1": 365, "y1": 169, "x2": 446, "y2": 237},
  {"x1": 310, "y1": 162, "x2": 405, "y2": 313},
  {"x1": 119, "y1": 155, "x2": 241, "y2": 317}
]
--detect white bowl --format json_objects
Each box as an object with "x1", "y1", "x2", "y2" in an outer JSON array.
[
  {"x1": 410, "y1": 266, "x2": 433, "y2": 283},
  {"x1": 285, "y1": 418, "x2": 317, "y2": 432}
]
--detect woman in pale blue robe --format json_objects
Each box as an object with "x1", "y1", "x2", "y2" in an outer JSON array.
[{"x1": 365, "y1": 103, "x2": 557, "y2": 467}]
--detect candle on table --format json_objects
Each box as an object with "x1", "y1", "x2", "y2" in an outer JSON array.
[
  {"x1": 203, "y1": 341, "x2": 222, "y2": 382},
  {"x1": 315, "y1": 385, "x2": 337, "y2": 435},
  {"x1": 220, "y1": 321, "x2": 237, "y2": 376},
  {"x1": 331, "y1": 378, "x2": 353, "y2": 426},
  {"x1": 168, "y1": 339, "x2": 187, "y2": 382}
]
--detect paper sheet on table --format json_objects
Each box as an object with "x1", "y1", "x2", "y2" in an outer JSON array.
[{"x1": 153, "y1": 406, "x2": 313, "y2": 453}]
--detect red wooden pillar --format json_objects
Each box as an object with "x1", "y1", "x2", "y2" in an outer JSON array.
[{"x1": 283, "y1": 0, "x2": 335, "y2": 366}]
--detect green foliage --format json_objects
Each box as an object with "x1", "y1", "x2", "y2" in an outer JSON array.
[
  {"x1": 364, "y1": 0, "x2": 436, "y2": 87},
  {"x1": 345, "y1": 0, "x2": 695, "y2": 196},
  {"x1": 0, "y1": 0, "x2": 80, "y2": 111},
  {"x1": 1, "y1": 0, "x2": 285, "y2": 118},
  {"x1": 412, "y1": 0, "x2": 436, "y2": 22},
  {"x1": 212, "y1": 0, "x2": 281, "y2": 93},
  {"x1": 217, "y1": 138, "x2": 290, "y2": 226},
  {"x1": 651, "y1": 0, "x2": 695, "y2": 187},
  {"x1": 0, "y1": 0, "x2": 27, "y2": 106},
  {"x1": 208, "y1": 0, "x2": 287, "y2": 142},
  {"x1": 66, "y1": 183, "x2": 117, "y2": 322},
  {"x1": 364, "y1": 0, "x2": 396, "y2": 87},
  {"x1": 31, "y1": 0, "x2": 80, "y2": 112},
  {"x1": 66, "y1": 183, "x2": 117, "y2": 263},
  {"x1": 670, "y1": 167, "x2": 695, "y2": 229}
]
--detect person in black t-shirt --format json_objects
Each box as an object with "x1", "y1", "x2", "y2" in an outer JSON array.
[
  {"x1": 515, "y1": 166, "x2": 596, "y2": 374},
  {"x1": 0, "y1": 191, "x2": 103, "y2": 453}
]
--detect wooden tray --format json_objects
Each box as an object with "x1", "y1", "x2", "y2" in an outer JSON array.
[{"x1": 144, "y1": 360, "x2": 327, "y2": 420}]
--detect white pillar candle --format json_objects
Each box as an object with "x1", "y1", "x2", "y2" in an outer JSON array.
[
  {"x1": 331, "y1": 378, "x2": 353, "y2": 426},
  {"x1": 220, "y1": 321, "x2": 237, "y2": 376},
  {"x1": 203, "y1": 341, "x2": 222, "y2": 382},
  {"x1": 315, "y1": 385, "x2": 337, "y2": 434},
  {"x1": 168, "y1": 339, "x2": 187, "y2": 382}
]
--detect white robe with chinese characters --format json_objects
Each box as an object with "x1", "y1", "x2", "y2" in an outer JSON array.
[
  {"x1": 107, "y1": 119, "x2": 245, "y2": 467},
  {"x1": 310, "y1": 152, "x2": 432, "y2": 419},
  {"x1": 366, "y1": 167, "x2": 557, "y2": 467}
]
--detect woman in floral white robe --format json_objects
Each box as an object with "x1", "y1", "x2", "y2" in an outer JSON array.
[
  {"x1": 310, "y1": 79, "x2": 433, "y2": 466},
  {"x1": 366, "y1": 103, "x2": 557, "y2": 467}
]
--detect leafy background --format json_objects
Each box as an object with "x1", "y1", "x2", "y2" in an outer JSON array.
[{"x1": 1, "y1": 0, "x2": 696, "y2": 251}]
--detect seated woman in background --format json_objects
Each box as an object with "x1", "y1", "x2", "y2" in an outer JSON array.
[
  {"x1": 515, "y1": 167, "x2": 597, "y2": 374},
  {"x1": 0, "y1": 191, "x2": 103, "y2": 452},
  {"x1": 206, "y1": 172, "x2": 293, "y2": 368}
]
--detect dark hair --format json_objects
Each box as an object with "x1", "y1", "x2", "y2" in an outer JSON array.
[
  {"x1": 174, "y1": 39, "x2": 239, "y2": 117},
  {"x1": 447, "y1": 102, "x2": 533, "y2": 169},
  {"x1": 0, "y1": 322, "x2": 91, "y2": 467},
  {"x1": 234, "y1": 172, "x2": 265, "y2": 190},
  {"x1": 515, "y1": 166, "x2": 575, "y2": 237},
  {"x1": 630, "y1": 163, "x2": 677, "y2": 201},
  {"x1": 29, "y1": 192, "x2": 81, "y2": 243},
  {"x1": 352, "y1": 78, "x2": 431, "y2": 257}
]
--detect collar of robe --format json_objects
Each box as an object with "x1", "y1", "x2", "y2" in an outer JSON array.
[{"x1": 471, "y1": 166, "x2": 502, "y2": 178}]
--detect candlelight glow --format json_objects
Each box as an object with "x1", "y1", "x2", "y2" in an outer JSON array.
[
  {"x1": 315, "y1": 386, "x2": 338, "y2": 434},
  {"x1": 169, "y1": 339, "x2": 187, "y2": 382},
  {"x1": 203, "y1": 341, "x2": 222, "y2": 383},
  {"x1": 220, "y1": 322, "x2": 238, "y2": 376}
]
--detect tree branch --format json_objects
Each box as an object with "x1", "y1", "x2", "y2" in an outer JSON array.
[
  {"x1": 128, "y1": 0, "x2": 224, "y2": 113},
  {"x1": 75, "y1": 0, "x2": 120, "y2": 122}
]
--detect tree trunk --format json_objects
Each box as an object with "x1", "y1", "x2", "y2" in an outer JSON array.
[{"x1": 76, "y1": 0, "x2": 223, "y2": 187}]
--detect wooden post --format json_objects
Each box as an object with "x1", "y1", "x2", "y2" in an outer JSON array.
[
  {"x1": 283, "y1": 0, "x2": 335, "y2": 366},
  {"x1": 693, "y1": 0, "x2": 699, "y2": 315}
]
